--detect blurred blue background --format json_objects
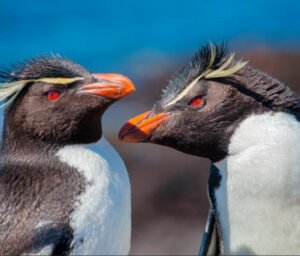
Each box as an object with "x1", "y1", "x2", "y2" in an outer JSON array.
[
  {"x1": 1, "y1": 0, "x2": 299, "y2": 71},
  {"x1": 1, "y1": 1, "x2": 300, "y2": 254}
]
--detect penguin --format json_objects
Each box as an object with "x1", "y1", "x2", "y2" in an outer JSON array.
[
  {"x1": 0, "y1": 55, "x2": 135, "y2": 255},
  {"x1": 119, "y1": 43, "x2": 300, "y2": 255}
]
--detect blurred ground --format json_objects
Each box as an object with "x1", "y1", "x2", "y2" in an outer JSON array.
[{"x1": 104, "y1": 47, "x2": 300, "y2": 255}]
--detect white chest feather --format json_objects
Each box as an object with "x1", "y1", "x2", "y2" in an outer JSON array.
[
  {"x1": 56, "y1": 138, "x2": 131, "y2": 255},
  {"x1": 214, "y1": 112, "x2": 300, "y2": 255}
]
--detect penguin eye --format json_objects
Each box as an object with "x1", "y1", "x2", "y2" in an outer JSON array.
[
  {"x1": 189, "y1": 96, "x2": 203, "y2": 107},
  {"x1": 46, "y1": 90, "x2": 60, "y2": 101}
]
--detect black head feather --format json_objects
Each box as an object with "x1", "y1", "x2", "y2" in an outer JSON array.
[
  {"x1": 161, "y1": 43, "x2": 229, "y2": 101},
  {"x1": 0, "y1": 55, "x2": 90, "y2": 82}
]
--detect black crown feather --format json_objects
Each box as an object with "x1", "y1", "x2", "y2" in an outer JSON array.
[
  {"x1": 0, "y1": 55, "x2": 90, "y2": 108},
  {"x1": 162, "y1": 43, "x2": 248, "y2": 106},
  {"x1": 0, "y1": 55, "x2": 90, "y2": 82}
]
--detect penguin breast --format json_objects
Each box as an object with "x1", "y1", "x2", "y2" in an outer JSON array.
[
  {"x1": 214, "y1": 112, "x2": 300, "y2": 254},
  {"x1": 56, "y1": 138, "x2": 131, "y2": 255}
]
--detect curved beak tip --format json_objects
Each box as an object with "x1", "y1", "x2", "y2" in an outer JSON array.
[
  {"x1": 118, "y1": 111, "x2": 170, "y2": 143},
  {"x1": 80, "y1": 73, "x2": 135, "y2": 99},
  {"x1": 118, "y1": 123, "x2": 148, "y2": 143}
]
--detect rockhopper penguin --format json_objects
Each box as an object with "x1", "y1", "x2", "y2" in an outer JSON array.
[
  {"x1": 119, "y1": 43, "x2": 300, "y2": 255},
  {"x1": 0, "y1": 55, "x2": 135, "y2": 255}
]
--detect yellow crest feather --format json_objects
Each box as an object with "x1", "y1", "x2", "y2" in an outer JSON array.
[
  {"x1": 0, "y1": 77, "x2": 83, "y2": 108},
  {"x1": 165, "y1": 44, "x2": 248, "y2": 107}
]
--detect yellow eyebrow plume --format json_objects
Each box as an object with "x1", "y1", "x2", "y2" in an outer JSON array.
[
  {"x1": 0, "y1": 77, "x2": 83, "y2": 108},
  {"x1": 165, "y1": 44, "x2": 248, "y2": 107}
]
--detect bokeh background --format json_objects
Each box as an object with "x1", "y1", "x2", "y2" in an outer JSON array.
[{"x1": 1, "y1": 0, "x2": 300, "y2": 254}]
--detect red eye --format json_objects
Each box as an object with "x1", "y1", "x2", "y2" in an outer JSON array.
[
  {"x1": 46, "y1": 90, "x2": 60, "y2": 101},
  {"x1": 189, "y1": 96, "x2": 203, "y2": 107}
]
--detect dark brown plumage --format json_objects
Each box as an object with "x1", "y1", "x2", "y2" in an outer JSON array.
[
  {"x1": 120, "y1": 43, "x2": 300, "y2": 161},
  {"x1": 119, "y1": 43, "x2": 300, "y2": 255},
  {"x1": 0, "y1": 55, "x2": 134, "y2": 255}
]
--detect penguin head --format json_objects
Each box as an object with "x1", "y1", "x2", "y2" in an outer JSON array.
[
  {"x1": 119, "y1": 44, "x2": 300, "y2": 162},
  {"x1": 1, "y1": 55, "x2": 135, "y2": 145}
]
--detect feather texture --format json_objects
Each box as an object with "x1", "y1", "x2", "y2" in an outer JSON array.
[
  {"x1": 0, "y1": 77, "x2": 83, "y2": 108},
  {"x1": 163, "y1": 43, "x2": 248, "y2": 107},
  {"x1": 0, "y1": 55, "x2": 90, "y2": 108}
]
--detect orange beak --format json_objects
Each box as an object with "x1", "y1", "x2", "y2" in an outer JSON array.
[
  {"x1": 80, "y1": 73, "x2": 135, "y2": 99},
  {"x1": 119, "y1": 111, "x2": 170, "y2": 143}
]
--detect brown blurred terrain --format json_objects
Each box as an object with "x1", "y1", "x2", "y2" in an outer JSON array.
[{"x1": 103, "y1": 47, "x2": 300, "y2": 255}]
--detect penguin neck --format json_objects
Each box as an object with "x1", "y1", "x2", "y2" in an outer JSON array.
[
  {"x1": 1, "y1": 120, "x2": 102, "y2": 155},
  {"x1": 1, "y1": 106, "x2": 103, "y2": 155},
  {"x1": 1, "y1": 121, "x2": 58, "y2": 155},
  {"x1": 213, "y1": 111, "x2": 300, "y2": 254}
]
